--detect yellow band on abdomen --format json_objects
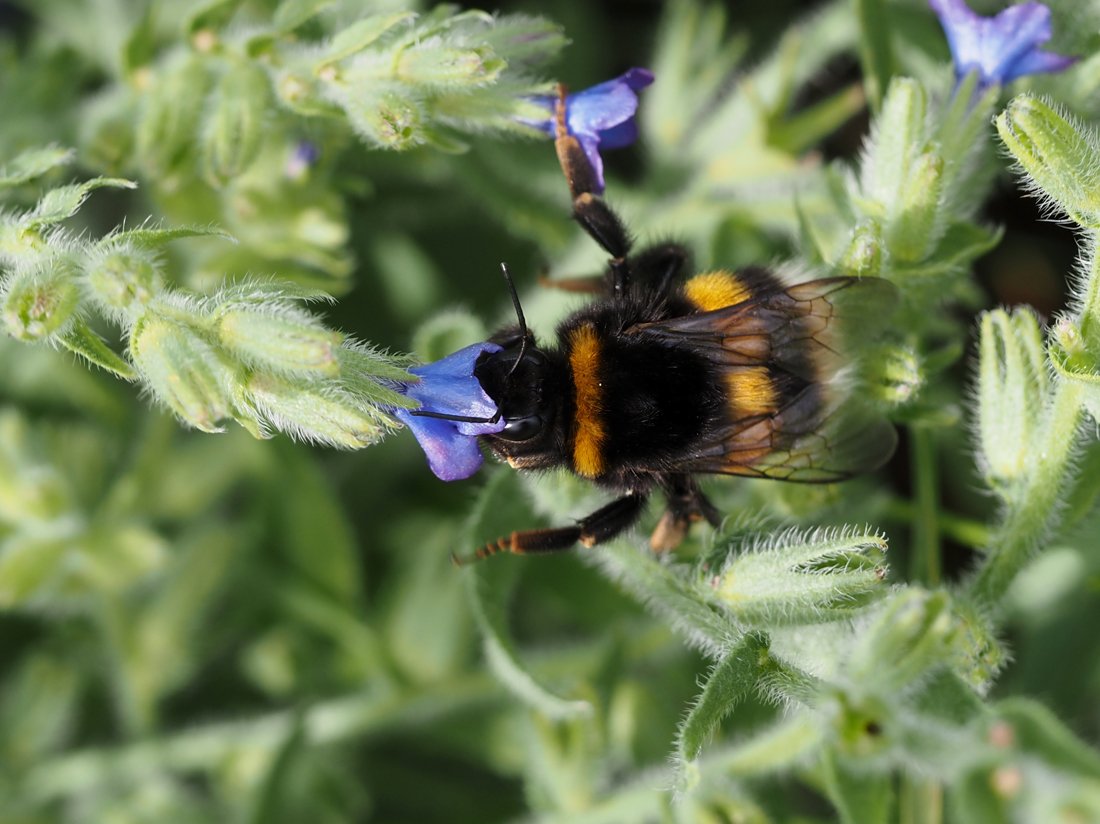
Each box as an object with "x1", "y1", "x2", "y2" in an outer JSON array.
[
  {"x1": 727, "y1": 366, "x2": 777, "y2": 419},
  {"x1": 569, "y1": 324, "x2": 606, "y2": 477}
]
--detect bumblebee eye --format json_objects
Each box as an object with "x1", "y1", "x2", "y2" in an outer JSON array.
[{"x1": 500, "y1": 415, "x2": 543, "y2": 442}]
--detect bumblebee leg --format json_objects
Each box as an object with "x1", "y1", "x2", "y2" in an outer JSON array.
[
  {"x1": 632, "y1": 243, "x2": 690, "y2": 294},
  {"x1": 456, "y1": 492, "x2": 648, "y2": 564},
  {"x1": 537, "y1": 272, "x2": 607, "y2": 294},
  {"x1": 650, "y1": 476, "x2": 721, "y2": 552},
  {"x1": 552, "y1": 86, "x2": 634, "y2": 297},
  {"x1": 542, "y1": 244, "x2": 690, "y2": 299}
]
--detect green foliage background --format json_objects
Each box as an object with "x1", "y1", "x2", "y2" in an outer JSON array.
[{"x1": 4, "y1": 0, "x2": 1100, "y2": 821}]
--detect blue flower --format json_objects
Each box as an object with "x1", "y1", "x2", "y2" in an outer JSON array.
[
  {"x1": 285, "y1": 139, "x2": 320, "y2": 180},
  {"x1": 526, "y1": 68, "x2": 654, "y2": 194},
  {"x1": 930, "y1": 0, "x2": 1076, "y2": 87},
  {"x1": 395, "y1": 342, "x2": 506, "y2": 482}
]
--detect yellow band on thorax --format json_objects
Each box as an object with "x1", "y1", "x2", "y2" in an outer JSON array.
[
  {"x1": 685, "y1": 270, "x2": 752, "y2": 312},
  {"x1": 569, "y1": 324, "x2": 606, "y2": 477}
]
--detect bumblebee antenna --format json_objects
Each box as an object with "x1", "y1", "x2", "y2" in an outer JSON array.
[
  {"x1": 500, "y1": 262, "x2": 529, "y2": 382},
  {"x1": 408, "y1": 264, "x2": 528, "y2": 425}
]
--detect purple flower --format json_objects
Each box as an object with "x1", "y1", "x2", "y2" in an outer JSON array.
[
  {"x1": 395, "y1": 342, "x2": 505, "y2": 482},
  {"x1": 526, "y1": 68, "x2": 654, "y2": 194},
  {"x1": 930, "y1": 0, "x2": 1076, "y2": 87},
  {"x1": 285, "y1": 140, "x2": 320, "y2": 180}
]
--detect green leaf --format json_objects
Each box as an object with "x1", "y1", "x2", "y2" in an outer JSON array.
[
  {"x1": 821, "y1": 749, "x2": 893, "y2": 824},
  {"x1": 768, "y1": 83, "x2": 865, "y2": 155},
  {"x1": 0, "y1": 146, "x2": 74, "y2": 188},
  {"x1": 995, "y1": 698, "x2": 1100, "y2": 778},
  {"x1": 270, "y1": 443, "x2": 362, "y2": 603},
  {"x1": 244, "y1": 710, "x2": 308, "y2": 824},
  {"x1": 464, "y1": 471, "x2": 592, "y2": 720},
  {"x1": 57, "y1": 320, "x2": 136, "y2": 380},
  {"x1": 25, "y1": 178, "x2": 137, "y2": 230},
  {"x1": 677, "y1": 632, "x2": 768, "y2": 763},
  {"x1": 187, "y1": 0, "x2": 242, "y2": 34},
  {"x1": 101, "y1": 223, "x2": 234, "y2": 248},
  {"x1": 273, "y1": 0, "x2": 334, "y2": 32},
  {"x1": 595, "y1": 542, "x2": 740, "y2": 656},
  {"x1": 702, "y1": 712, "x2": 826, "y2": 777},
  {"x1": 854, "y1": 0, "x2": 894, "y2": 112},
  {"x1": 0, "y1": 528, "x2": 71, "y2": 609},
  {"x1": 122, "y1": 5, "x2": 157, "y2": 75},
  {"x1": 316, "y1": 12, "x2": 416, "y2": 68}
]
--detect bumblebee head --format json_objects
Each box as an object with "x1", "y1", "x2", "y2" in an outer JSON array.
[{"x1": 475, "y1": 335, "x2": 559, "y2": 444}]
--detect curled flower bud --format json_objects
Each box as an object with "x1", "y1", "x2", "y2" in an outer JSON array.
[
  {"x1": 129, "y1": 316, "x2": 236, "y2": 433},
  {"x1": 709, "y1": 528, "x2": 888, "y2": 626},
  {"x1": 83, "y1": 245, "x2": 162, "y2": 314},
  {"x1": 2, "y1": 261, "x2": 80, "y2": 341},
  {"x1": 215, "y1": 306, "x2": 341, "y2": 377},
  {"x1": 523, "y1": 68, "x2": 654, "y2": 194},
  {"x1": 929, "y1": 0, "x2": 1076, "y2": 88},
  {"x1": 393, "y1": 342, "x2": 506, "y2": 481},
  {"x1": 976, "y1": 308, "x2": 1048, "y2": 491},
  {"x1": 244, "y1": 372, "x2": 393, "y2": 449}
]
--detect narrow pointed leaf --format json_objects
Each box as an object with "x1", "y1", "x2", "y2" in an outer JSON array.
[
  {"x1": 0, "y1": 146, "x2": 74, "y2": 188},
  {"x1": 57, "y1": 320, "x2": 136, "y2": 380},
  {"x1": 677, "y1": 632, "x2": 768, "y2": 762}
]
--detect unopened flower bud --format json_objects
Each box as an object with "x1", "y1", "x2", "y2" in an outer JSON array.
[
  {"x1": 997, "y1": 95, "x2": 1100, "y2": 229},
  {"x1": 245, "y1": 372, "x2": 394, "y2": 448},
  {"x1": 977, "y1": 308, "x2": 1048, "y2": 490},
  {"x1": 216, "y1": 306, "x2": 341, "y2": 377},
  {"x1": 849, "y1": 588, "x2": 956, "y2": 692},
  {"x1": 839, "y1": 220, "x2": 883, "y2": 277},
  {"x1": 887, "y1": 151, "x2": 945, "y2": 263},
  {"x1": 203, "y1": 61, "x2": 271, "y2": 186},
  {"x1": 84, "y1": 246, "x2": 162, "y2": 313},
  {"x1": 709, "y1": 528, "x2": 888, "y2": 626},
  {"x1": 130, "y1": 316, "x2": 236, "y2": 432},
  {"x1": 350, "y1": 87, "x2": 423, "y2": 150},
  {"x1": 2, "y1": 263, "x2": 80, "y2": 341},
  {"x1": 396, "y1": 46, "x2": 504, "y2": 87}
]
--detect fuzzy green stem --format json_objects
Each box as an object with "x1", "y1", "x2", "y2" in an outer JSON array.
[
  {"x1": 1080, "y1": 230, "x2": 1100, "y2": 344},
  {"x1": 969, "y1": 379, "x2": 1084, "y2": 610},
  {"x1": 908, "y1": 426, "x2": 941, "y2": 586},
  {"x1": 899, "y1": 779, "x2": 943, "y2": 824},
  {"x1": 884, "y1": 500, "x2": 990, "y2": 549}
]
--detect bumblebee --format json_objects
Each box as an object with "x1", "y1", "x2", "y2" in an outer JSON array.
[{"x1": 418, "y1": 92, "x2": 897, "y2": 562}]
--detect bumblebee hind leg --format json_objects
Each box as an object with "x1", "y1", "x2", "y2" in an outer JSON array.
[
  {"x1": 456, "y1": 492, "x2": 649, "y2": 565},
  {"x1": 650, "y1": 475, "x2": 721, "y2": 552}
]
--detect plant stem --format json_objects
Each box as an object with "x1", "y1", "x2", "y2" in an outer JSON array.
[
  {"x1": 968, "y1": 379, "x2": 1083, "y2": 610},
  {"x1": 908, "y1": 426, "x2": 941, "y2": 586},
  {"x1": 904, "y1": 427, "x2": 943, "y2": 823},
  {"x1": 884, "y1": 500, "x2": 990, "y2": 548},
  {"x1": 899, "y1": 778, "x2": 944, "y2": 824}
]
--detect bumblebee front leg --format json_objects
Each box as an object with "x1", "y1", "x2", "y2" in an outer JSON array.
[
  {"x1": 552, "y1": 86, "x2": 633, "y2": 296},
  {"x1": 457, "y1": 492, "x2": 648, "y2": 564}
]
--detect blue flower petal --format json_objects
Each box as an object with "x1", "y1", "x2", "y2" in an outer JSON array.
[
  {"x1": 395, "y1": 342, "x2": 505, "y2": 482},
  {"x1": 522, "y1": 68, "x2": 654, "y2": 193},
  {"x1": 930, "y1": 0, "x2": 1076, "y2": 87},
  {"x1": 395, "y1": 408, "x2": 490, "y2": 481}
]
